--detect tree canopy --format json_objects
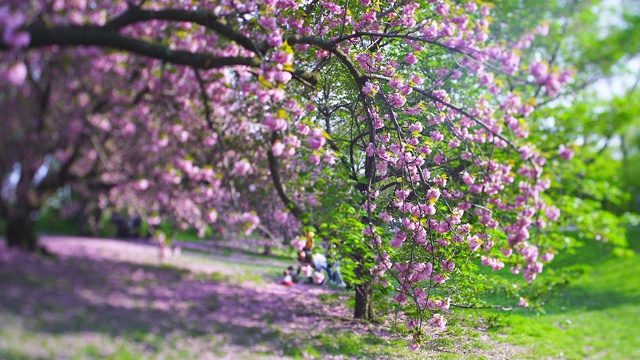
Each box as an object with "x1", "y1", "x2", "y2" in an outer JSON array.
[{"x1": 4, "y1": 0, "x2": 637, "y2": 349}]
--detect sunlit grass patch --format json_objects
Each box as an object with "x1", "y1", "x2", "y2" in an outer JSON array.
[
  {"x1": 190, "y1": 269, "x2": 270, "y2": 285},
  {"x1": 480, "y1": 226, "x2": 640, "y2": 359},
  {"x1": 280, "y1": 331, "x2": 415, "y2": 359}
]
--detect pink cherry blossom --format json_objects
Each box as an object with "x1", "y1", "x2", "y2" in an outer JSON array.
[
  {"x1": 389, "y1": 92, "x2": 406, "y2": 108},
  {"x1": 404, "y1": 53, "x2": 418, "y2": 65},
  {"x1": 519, "y1": 297, "x2": 529, "y2": 308},
  {"x1": 271, "y1": 141, "x2": 285, "y2": 156},
  {"x1": 5, "y1": 62, "x2": 27, "y2": 86},
  {"x1": 558, "y1": 144, "x2": 574, "y2": 160},
  {"x1": 541, "y1": 252, "x2": 555, "y2": 262},
  {"x1": 308, "y1": 129, "x2": 326, "y2": 150}
]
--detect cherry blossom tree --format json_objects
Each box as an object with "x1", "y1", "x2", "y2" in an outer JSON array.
[{"x1": 1, "y1": 0, "x2": 574, "y2": 344}]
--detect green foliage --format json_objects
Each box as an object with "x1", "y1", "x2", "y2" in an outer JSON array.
[
  {"x1": 34, "y1": 208, "x2": 80, "y2": 235},
  {"x1": 318, "y1": 202, "x2": 369, "y2": 286}
]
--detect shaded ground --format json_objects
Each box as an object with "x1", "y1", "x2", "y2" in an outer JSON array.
[{"x1": 0, "y1": 236, "x2": 522, "y2": 359}]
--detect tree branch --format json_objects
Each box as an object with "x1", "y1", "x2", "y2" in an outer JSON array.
[
  {"x1": 266, "y1": 133, "x2": 304, "y2": 221},
  {"x1": 10, "y1": 24, "x2": 262, "y2": 70},
  {"x1": 106, "y1": 7, "x2": 263, "y2": 55}
]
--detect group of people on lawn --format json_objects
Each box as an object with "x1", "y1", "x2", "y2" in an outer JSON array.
[{"x1": 281, "y1": 231, "x2": 346, "y2": 287}]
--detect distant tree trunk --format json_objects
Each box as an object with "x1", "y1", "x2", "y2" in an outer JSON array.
[
  {"x1": 5, "y1": 167, "x2": 47, "y2": 252},
  {"x1": 6, "y1": 211, "x2": 38, "y2": 251},
  {"x1": 75, "y1": 200, "x2": 90, "y2": 236},
  {"x1": 263, "y1": 244, "x2": 272, "y2": 256},
  {"x1": 354, "y1": 281, "x2": 374, "y2": 320},
  {"x1": 351, "y1": 245, "x2": 375, "y2": 321}
]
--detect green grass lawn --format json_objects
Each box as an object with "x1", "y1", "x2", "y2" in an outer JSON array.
[{"x1": 480, "y1": 226, "x2": 640, "y2": 359}]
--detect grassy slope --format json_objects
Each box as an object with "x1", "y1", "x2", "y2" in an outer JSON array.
[{"x1": 485, "y1": 227, "x2": 640, "y2": 359}]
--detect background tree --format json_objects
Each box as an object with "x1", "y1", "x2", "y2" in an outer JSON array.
[{"x1": 501, "y1": 0, "x2": 640, "y2": 249}]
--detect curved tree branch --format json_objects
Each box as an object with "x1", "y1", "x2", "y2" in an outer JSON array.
[
  {"x1": 9, "y1": 24, "x2": 262, "y2": 70},
  {"x1": 267, "y1": 133, "x2": 304, "y2": 221},
  {"x1": 106, "y1": 7, "x2": 264, "y2": 55}
]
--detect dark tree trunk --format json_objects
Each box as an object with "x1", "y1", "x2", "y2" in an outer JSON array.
[
  {"x1": 6, "y1": 212, "x2": 38, "y2": 251},
  {"x1": 263, "y1": 244, "x2": 272, "y2": 256},
  {"x1": 354, "y1": 281, "x2": 374, "y2": 320}
]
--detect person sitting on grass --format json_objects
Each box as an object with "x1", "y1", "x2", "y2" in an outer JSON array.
[
  {"x1": 286, "y1": 265, "x2": 299, "y2": 283},
  {"x1": 298, "y1": 250, "x2": 341, "y2": 286},
  {"x1": 281, "y1": 269, "x2": 294, "y2": 286}
]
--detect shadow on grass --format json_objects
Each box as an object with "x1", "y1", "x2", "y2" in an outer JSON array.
[
  {"x1": 536, "y1": 285, "x2": 639, "y2": 315},
  {"x1": 0, "y1": 251, "x2": 357, "y2": 357},
  {"x1": 536, "y1": 226, "x2": 640, "y2": 314},
  {"x1": 473, "y1": 227, "x2": 640, "y2": 319}
]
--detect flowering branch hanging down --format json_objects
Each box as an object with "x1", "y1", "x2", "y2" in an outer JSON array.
[{"x1": 1, "y1": 0, "x2": 573, "y2": 348}]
